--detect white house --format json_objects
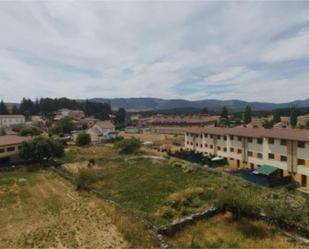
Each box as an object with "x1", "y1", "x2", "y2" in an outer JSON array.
[
  {"x1": 0, "y1": 115, "x2": 25, "y2": 129},
  {"x1": 86, "y1": 120, "x2": 116, "y2": 142}
]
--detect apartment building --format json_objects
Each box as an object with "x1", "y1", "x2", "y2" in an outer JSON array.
[
  {"x1": 0, "y1": 115, "x2": 25, "y2": 129},
  {"x1": 185, "y1": 127, "x2": 309, "y2": 190}
]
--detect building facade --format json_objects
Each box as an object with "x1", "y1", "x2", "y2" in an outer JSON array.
[
  {"x1": 0, "y1": 115, "x2": 25, "y2": 129},
  {"x1": 185, "y1": 127, "x2": 309, "y2": 190},
  {"x1": 86, "y1": 121, "x2": 116, "y2": 143},
  {"x1": 0, "y1": 135, "x2": 26, "y2": 161}
]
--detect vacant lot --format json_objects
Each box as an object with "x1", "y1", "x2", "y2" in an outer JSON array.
[
  {"x1": 0, "y1": 170, "x2": 155, "y2": 248},
  {"x1": 167, "y1": 212, "x2": 306, "y2": 248}
]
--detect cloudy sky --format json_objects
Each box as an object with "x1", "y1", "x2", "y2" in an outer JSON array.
[{"x1": 0, "y1": 1, "x2": 309, "y2": 103}]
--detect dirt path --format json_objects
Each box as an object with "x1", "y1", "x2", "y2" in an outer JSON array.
[{"x1": 0, "y1": 170, "x2": 128, "y2": 248}]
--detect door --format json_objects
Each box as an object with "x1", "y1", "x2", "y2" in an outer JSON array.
[
  {"x1": 237, "y1": 160, "x2": 240, "y2": 168},
  {"x1": 301, "y1": 175, "x2": 307, "y2": 188}
]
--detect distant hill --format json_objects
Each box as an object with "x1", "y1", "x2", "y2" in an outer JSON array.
[{"x1": 91, "y1": 97, "x2": 309, "y2": 113}]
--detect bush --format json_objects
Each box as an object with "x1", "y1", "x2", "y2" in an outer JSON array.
[
  {"x1": 19, "y1": 126, "x2": 42, "y2": 136},
  {"x1": 215, "y1": 186, "x2": 260, "y2": 220},
  {"x1": 76, "y1": 132, "x2": 91, "y2": 146},
  {"x1": 114, "y1": 137, "x2": 141, "y2": 154},
  {"x1": 75, "y1": 169, "x2": 103, "y2": 191},
  {"x1": 19, "y1": 136, "x2": 64, "y2": 162}
]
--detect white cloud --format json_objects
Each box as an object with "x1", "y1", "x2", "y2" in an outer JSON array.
[{"x1": 0, "y1": 1, "x2": 308, "y2": 102}]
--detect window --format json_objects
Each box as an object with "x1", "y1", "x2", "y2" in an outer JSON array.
[
  {"x1": 0, "y1": 148, "x2": 4, "y2": 153},
  {"x1": 210, "y1": 135, "x2": 213, "y2": 139},
  {"x1": 248, "y1": 137, "x2": 253, "y2": 143},
  {"x1": 190, "y1": 142, "x2": 193, "y2": 145},
  {"x1": 200, "y1": 144, "x2": 203, "y2": 148},
  {"x1": 230, "y1": 147, "x2": 234, "y2": 152},
  {"x1": 230, "y1": 158, "x2": 234, "y2": 161},
  {"x1": 224, "y1": 136, "x2": 227, "y2": 141},
  {"x1": 280, "y1": 155, "x2": 287, "y2": 162},
  {"x1": 210, "y1": 145, "x2": 213, "y2": 149},
  {"x1": 205, "y1": 134, "x2": 208, "y2": 138},
  {"x1": 248, "y1": 151, "x2": 253, "y2": 157},
  {"x1": 196, "y1": 143, "x2": 198, "y2": 147},
  {"x1": 298, "y1": 141, "x2": 305, "y2": 148},
  {"x1": 186, "y1": 141, "x2": 189, "y2": 145},
  {"x1": 268, "y1": 153, "x2": 274, "y2": 159},
  {"x1": 230, "y1": 135, "x2": 234, "y2": 140},
  {"x1": 268, "y1": 138, "x2": 274, "y2": 144},
  {"x1": 200, "y1": 135, "x2": 203, "y2": 138},
  {"x1": 217, "y1": 146, "x2": 221, "y2": 151},
  {"x1": 257, "y1": 138, "x2": 263, "y2": 144},
  {"x1": 237, "y1": 149, "x2": 242, "y2": 154},
  {"x1": 6, "y1": 147, "x2": 15, "y2": 152},
  {"x1": 298, "y1": 159, "x2": 305, "y2": 165},
  {"x1": 280, "y1": 139, "x2": 287, "y2": 146},
  {"x1": 238, "y1": 136, "x2": 242, "y2": 141},
  {"x1": 257, "y1": 153, "x2": 263, "y2": 159},
  {"x1": 217, "y1": 135, "x2": 221, "y2": 139},
  {"x1": 205, "y1": 144, "x2": 208, "y2": 148},
  {"x1": 223, "y1": 148, "x2": 227, "y2": 152}
]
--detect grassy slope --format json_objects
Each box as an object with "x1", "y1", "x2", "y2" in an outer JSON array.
[
  {"x1": 167, "y1": 212, "x2": 306, "y2": 248},
  {"x1": 0, "y1": 170, "x2": 156, "y2": 248}
]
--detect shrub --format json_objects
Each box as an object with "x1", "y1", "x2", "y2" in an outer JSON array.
[
  {"x1": 19, "y1": 126, "x2": 42, "y2": 136},
  {"x1": 114, "y1": 137, "x2": 141, "y2": 154},
  {"x1": 75, "y1": 169, "x2": 102, "y2": 191},
  {"x1": 76, "y1": 132, "x2": 91, "y2": 146}
]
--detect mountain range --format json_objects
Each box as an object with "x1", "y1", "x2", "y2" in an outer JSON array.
[{"x1": 90, "y1": 98, "x2": 309, "y2": 113}]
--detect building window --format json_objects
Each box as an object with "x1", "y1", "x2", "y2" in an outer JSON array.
[
  {"x1": 257, "y1": 153, "x2": 263, "y2": 159},
  {"x1": 200, "y1": 135, "x2": 203, "y2": 138},
  {"x1": 248, "y1": 151, "x2": 253, "y2": 157},
  {"x1": 191, "y1": 142, "x2": 193, "y2": 145},
  {"x1": 6, "y1": 147, "x2": 15, "y2": 152},
  {"x1": 230, "y1": 147, "x2": 234, "y2": 152},
  {"x1": 224, "y1": 136, "x2": 227, "y2": 141},
  {"x1": 298, "y1": 141, "x2": 305, "y2": 148},
  {"x1": 210, "y1": 135, "x2": 213, "y2": 139},
  {"x1": 217, "y1": 146, "x2": 221, "y2": 151},
  {"x1": 298, "y1": 159, "x2": 305, "y2": 165},
  {"x1": 205, "y1": 144, "x2": 208, "y2": 148},
  {"x1": 210, "y1": 145, "x2": 213, "y2": 149},
  {"x1": 205, "y1": 134, "x2": 208, "y2": 138},
  {"x1": 280, "y1": 155, "x2": 287, "y2": 162},
  {"x1": 257, "y1": 138, "x2": 263, "y2": 144},
  {"x1": 0, "y1": 148, "x2": 4, "y2": 153},
  {"x1": 187, "y1": 141, "x2": 189, "y2": 145},
  {"x1": 280, "y1": 139, "x2": 287, "y2": 146},
  {"x1": 230, "y1": 158, "x2": 234, "y2": 161},
  {"x1": 268, "y1": 153, "x2": 274, "y2": 159},
  {"x1": 196, "y1": 143, "x2": 198, "y2": 147},
  {"x1": 217, "y1": 135, "x2": 221, "y2": 139},
  {"x1": 237, "y1": 149, "x2": 242, "y2": 154},
  {"x1": 248, "y1": 137, "x2": 253, "y2": 143},
  {"x1": 238, "y1": 136, "x2": 242, "y2": 141},
  {"x1": 200, "y1": 144, "x2": 203, "y2": 148},
  {"x1": 230, "y1": 135, "x2": 234, "y2": 140},
  {"x1": 268, "y1": 138, "x2": 274, "y2": 144}
]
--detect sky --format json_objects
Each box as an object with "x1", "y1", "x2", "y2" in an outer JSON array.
[{"x1": 0, "y1": 1, "x2": 309, "y2": 103}]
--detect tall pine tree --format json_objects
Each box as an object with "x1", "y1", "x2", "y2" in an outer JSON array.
[
  {"x1": 243, "y1": 106, "x2": 252, "y2": 124},
  {"x1": 0, "y1": 101, "x2": 9, "y2": 114}
]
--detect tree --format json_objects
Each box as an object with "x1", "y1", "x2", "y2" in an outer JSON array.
[
  {"x1": 19, "y1": 126, "x2": 42, "y2": 136},
  {"x1": 19, "y1": 136, "x2": 64, "y2": 162},
  {"x1": 11, "y1": 105, "x2": 19, "y2": 114},
  {"x1": 76, "y1": 132, "x2": 91, "y2": 146},
  {"x1": 306, "y1": 120, "x2": 309, "y2": 129},
  {"x1": 114, "y1": 137, "x2": 142, "y2": 154},
  {"x1": 243, "y1": 106, "x2": 252, "y2": 124},
  {"x1": 273, "y1": 111, "x2": 281, "y2": 124},
  {"x1": 115, "y1": 108, "x2": 127, "y2": 127},
  {"x1": 290, "y1": 108, "x2": 298, "y2": 128},
  {"x1": 262, "y1": 120, "x2": 274, "y2": 129},
  {"x1": 58, "y1": 117, "x2": 74, "y2": 134},
  {"x1": 201, "y1": 107, "x2": 209, "y2": 115},
  {"x1": 221, "y1": 106, "x2": 228, "y2": 120},
  {"x1": 0, "y1": 101, "x2": 9, "y2": 114}
]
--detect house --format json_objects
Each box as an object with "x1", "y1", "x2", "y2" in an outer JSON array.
[
  {"x1": 0, "y1": 135, "x2": 26, "y2": 163},
  {"x1": 185, "y1": 126, "x2": 309, "y2": 190},
  {"x1": 54, "y1": 109, "x2": 85, "y2": 121},
  {"x1": 86, "y1": 121, "x2": 116, "y2": 143},
  {"x1": 0, "y1": 115, "x2": 25, "y2": 129}
]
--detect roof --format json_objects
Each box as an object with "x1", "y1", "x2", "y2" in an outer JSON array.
[
  {"x1": 95, "y1": 121, "x2": 115, "y2": 129},
  {"x1": 0, "y1": 135, "x2": 26, "y2": 146},
  {"x1": 0, "y1": 115, "x2": 25, "y2": 118},
  {"x1": 186, "y1": 126, "x2": 309, "y2": 142},
  {"x1": 150, "y1": 114, "x2": 220, "y2": 125},
  {"x1": 255, "y1": 164, "x2": 279, "y2": 176}
]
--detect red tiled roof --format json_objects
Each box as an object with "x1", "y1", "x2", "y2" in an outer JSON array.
[
  {"x1": 0, "y1": 135, "x2": 26, "y2": 146},
  {"x1": 186, "y1": 127, "x2": 309, "y2": 142}
]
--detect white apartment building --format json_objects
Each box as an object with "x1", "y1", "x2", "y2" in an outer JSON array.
[
  {"x1": 185, "y1": 127, "x2": 309, "y2": 190},
  {"x1": 0, "y1": 115, "x2": 25, "y2": 129}
]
